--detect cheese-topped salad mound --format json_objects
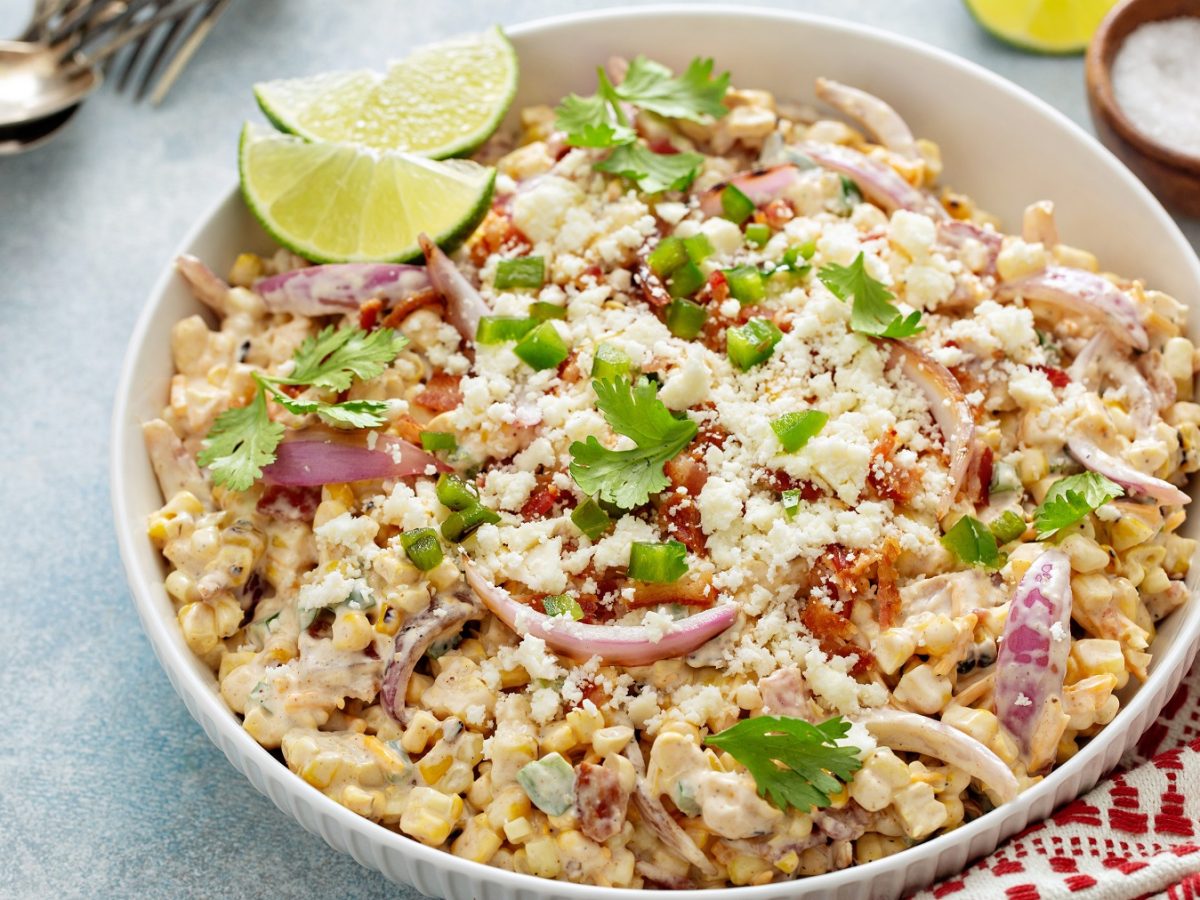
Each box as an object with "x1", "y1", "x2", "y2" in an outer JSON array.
[{"x1": 144, "y1": 54, "x2": 1198, "y2": 889}]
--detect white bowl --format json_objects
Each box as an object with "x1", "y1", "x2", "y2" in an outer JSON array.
[{"x1": 111, "y1": 6, "x2": 1200, "y2": 898}]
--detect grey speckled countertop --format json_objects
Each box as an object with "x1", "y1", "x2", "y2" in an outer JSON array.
[{"x1": 1, "y1": 1, "x2": 1197, "y2": 898}]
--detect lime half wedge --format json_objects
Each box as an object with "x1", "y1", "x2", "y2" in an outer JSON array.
[
  {"x1": 253, "y1": 26, "x2": 518, "y2": 157},
  {"x1": 238, "y1": 123, "x2": 495, "y2": 263},
  {"x1": 964, "y1": 0, "x2": 1117, "y2": 53}
]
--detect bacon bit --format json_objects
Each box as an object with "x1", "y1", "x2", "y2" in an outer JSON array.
[
  {"x1": 565, "y1": 676, "x2": 606, "y2": 712},
  {"x1": 557, "y1": 349, "x2": 584, "y2": 383},
  {"x1": 390, "y1": 414, "x2": 425, "y2": 445},
  {"x1": 876, "y1": 538, "x2": 902, "y2": 629},
  {"x1": 1038, "y1": 365, "x2": 1071, "y2": 389},
  {"x1": 646, "y1": 137, "x2": 680, "y2": 156},
  {"x1": 576, "y1": 762, "x2": 630, "y2": 842},
  {"x1": 379, "y1": 289, "x2": 443, "y2": 329},
  {"x1": 758, "y1": 469, "x2": 825, "y2": 500},
  {"x1": 628, "y1": 573, "x2": 716, "y2": 609},
  {"x1": 256, "y1": 483, "x2": 321, "y2": 522},
  {"x1": 966, "y1": 444, "x2": 994, "y2": 507},
  {"x1": 358, "y1": 298, "x2": 384, "y2": 331},
  {"x1": 468, "y1": 209, "x2": 531, "y2": 267},
  {"x1": 577, "y1": 593, "x2": 619, "y2": 624},
  {"x1": 762, "y1": 198, "x2": 794, "y2": 229},
  {"x1": 866, "y1": 429, "x2": 918, "y2": 505},
  {"x1": 633, "y1": 263, "x2": 673, "y2": 308},
  {"x1": 821, "y1": 544, "x2": 879, "y2": 599},
  {"x1": 413, "y1": 372, "x2": 463, "y2": 413},
  {"x1": 521, "y1": 478, "x2": 563, "y2": 522},
  {"x1": 659, "y1": 494, "x2": 706, "y2": 555},
  {"x1": 701, "y1": 270, "x2": 730, "y2": 307},
  {"x1": 800, "y1": 597, "x2": 874, "y2": 675}
]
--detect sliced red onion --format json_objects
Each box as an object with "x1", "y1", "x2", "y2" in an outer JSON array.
[
  {"x1": 796, "y1": 142, "x2": 944, "y2": 217},
  {"x1": 176, "y1": 254, "x2": 232, "y2": 314},
  {"x1": 938, "y1": 219, "x2": 1002, "y2": 274},
  {"x1": 1066, "y1": 332, "x2": 1111, "y2": 387},
  {"x1": 859, "y1": 707, "x2": 1019, "y2": 804},
  {"x1": 419, "y1": 233, "x2": 491, "y2": 342},
  {"x1": 254, "y1": 264, "x2": 432, "y2": 316},
  {"x1": 1067, "y1": 333, "x2": 1155, "y2": 429},
  {"x1": 1067, "y1": 433, "x2": 1190, "y2": 506},
  {"x1": 889, "y1": 342, "x2": 976, "y2": 516},
  {"x1": 381, "y1": 593, "x2": 479, "y2": 724},
  {"x1": 814, "y1": 78, "x2": 918, "y2": 159},
  {"x1": 994, "y1": 549, "x2": 1072, "y2": 773},
  {"x1": 698, "y1": 165, "x2": 802, "y2": 218},
  {"x1": 997, "y1": 266, "x2": 1148, "y2": 351},
  {"x1": 262, "y1": 427, "x2": 449, "y2": 487},
  {"x1": 463, "y1": 558, "x2": 736, "y2": 666},
  {"x1": 1021, "y1": 200, "x2": 1058, "y2": 247},
  {"x1": 143, "y1": 418, "x2": 211, "y2": 503},
  {"x1": 632, "y1": 782, "x2": 718, "y2": 876}
]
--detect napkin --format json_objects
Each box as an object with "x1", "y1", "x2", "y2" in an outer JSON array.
[{"x1": 917, "y1": 661, "x2": 1200, "y2": 900}]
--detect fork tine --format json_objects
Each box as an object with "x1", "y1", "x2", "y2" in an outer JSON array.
[
  {"x1": 63, "y1": 0, "x2": 210, "y2": 75},
  {"x1": 131, "y1": 8, "x2": 189, "y2": 101},
  {"x1": 144, "y1": 0, "x2": 229, "y2": 105},
  {"x1": 46, "y1": 0, "x2": 120, "y2": 51}
]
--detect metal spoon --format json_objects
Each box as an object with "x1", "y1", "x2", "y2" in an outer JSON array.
[
  {"x1": 0, "y1": 101, "x2": 81, "y2": 154},
  {"x1": 0, "y1": 40, "x2": 100, "y2": 128}
]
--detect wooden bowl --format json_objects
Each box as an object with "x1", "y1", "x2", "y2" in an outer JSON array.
[{"x1": 1086, "y1": 0, "x2": 1200, "y2": 216}]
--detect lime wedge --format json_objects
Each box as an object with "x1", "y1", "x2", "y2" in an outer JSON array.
[
  {"x1": 964, "y1": 0, "x2": 1118, "y2": 53},
  {"x1": 238, "y1": 123, "x2": 494, "y2": 263},
  {"x1": 253, "y1": 26, "x2": 517, "y2": 157}
]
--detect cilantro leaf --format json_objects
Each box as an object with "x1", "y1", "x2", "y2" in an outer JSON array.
[
  {"x1": 281, "y1": 326, "x2": 408, "y2": 392},
  {"x1": 615, "y1": 56, "x2": 730, "y2": 122},
  {"x1": 594, "y1": 143, "x2": 705, "y2": 193},
  {"x1": 705, "y1": 715, "x2": 863, "y2": 813},
  {"x1": 1034, "y1": 472, "x2": 1123, "y2": 539},
  {"x1": 941, "y1": 515, "x2": 1001, "y2": 568},
  {"x1": 555, "y1": 93, "x2": 635, "y2": 148},
  {"x1": 568, "y1": 376, "x2": 698, "y2": 509},
  {"x1": 818, "y1": 252, "x2": 924, "y2": 339},
  {"x1": 197, "y1": 389, "x2": 285, "y2": 492},
  {"x1": 314, "y1": 400, "x2": 392, "y2": 429},
  {"x1": 198, "y1": 326, "x2": 408, "y2": 491}
]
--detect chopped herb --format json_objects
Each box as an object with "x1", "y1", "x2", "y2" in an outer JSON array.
[
  {"x1": 818, "y1": 252, "x2": 923, "y2": 339},
  {"x1": 569, "y1": 376, "x2": 698, "y2": 509},
  {"x1": 705, "y1": 715, "x2": 863, "y2": 813},
  {"x1": 1033, "y1": 472, "x2": 1123, "y2": 539}
]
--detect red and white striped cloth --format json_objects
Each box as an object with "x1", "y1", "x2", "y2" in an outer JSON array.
[{"x1": 917, "y1": 661, "x2": 1200, "y2": 900}]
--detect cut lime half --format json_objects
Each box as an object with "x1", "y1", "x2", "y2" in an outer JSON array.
[
  {"x1": 254, "y1": 26, "x2": 518, "y2": 157},
  {"x1": 238, "y1": 123, "x2": 494, "y2": 264},
  {"x1": 964, "y1": 0, "x2": 1118, "y2": 53}
]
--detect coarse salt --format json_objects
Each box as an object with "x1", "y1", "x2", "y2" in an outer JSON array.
[{"x1": 1111, "y1": 18, "x2": 1200, "y2": 156}]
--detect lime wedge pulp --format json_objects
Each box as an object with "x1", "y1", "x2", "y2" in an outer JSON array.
[
  {"x1": 963, "y1": 0, "x2": 1118, "y2": 53},
  {"x1": 253, "y1": 26, "x2": 518, "y2": 157},
  {"x1": 238, "y1": 123, "x2": 495, "y2": 264}
]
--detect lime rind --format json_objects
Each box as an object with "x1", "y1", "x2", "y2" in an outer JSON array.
[
  {"x1": 238, "y1": 123, "x2": 495, "y2": 264},
  {"x1": 964, "y1": 0, "x2": 1116, "y2": 54},
  {"x1": 253, "y1": 26, "x2": 517, "y2": 158}
]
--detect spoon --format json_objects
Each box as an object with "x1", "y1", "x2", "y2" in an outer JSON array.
[
  {"x1": 0, "y1": 40, "x2": 100, "y2": 128},
  {"x1": 0, "y1": 101, "x2": 81, "y2": 155}
]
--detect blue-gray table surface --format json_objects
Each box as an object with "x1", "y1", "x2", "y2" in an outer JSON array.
[{"x1": 2, "y1": 1, "x2": 1198, "y2": 897}]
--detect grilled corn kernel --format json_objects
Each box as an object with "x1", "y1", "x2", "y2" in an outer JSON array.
[
  {"x1": 592, "y1": 725, "x2": 634, "y2": 756},
  {"x1": 1070, "y1": 639, "x2": 1127, "y2": 686},
  {"x1": 300, "y1": 753, "x2": 340, "y2": 790},
  {"x1": 333, "y1": 609, "x2": 374, "y2": 651},
  {"x1": 218, "y1": 650, "x2": 255, "y2": 683},
  {"x1": 874, "y1": 629, "x2": 917, "y2": 675},
  {"x1": 539, "y1": 722, "x2": 577, "y2": 755},
  {"x1": 451, "y1": 815, "x2": 502, "y2": 864},
  {"x1": 487, "y1": 785, "x2": 532, "y2": 830},
  {"x1": 165, "y1": 570, "x2": 196, "y2": 604},
  {"x1": 729, "y1": 854, "x2": 773, "y2": 886},
  {"x1": 566, "y1": 705, "x2": 604, "y2": 744},
  {"x1": 418, "y1": 754, "x2": 453, "y2": 786},
  {"x1": 775, "y1": 850, "x2": 800, "y2": 875},
  {"x1": 1111, "y1": 515, "x2": 1156, "y2": 551},
  {"x1": 394, "y1": 586, "x2": 432, "y2": 615},
  {"x1": 504, "y1": 816, "x2": 534, "y2": 844},
  {"x1": 427, "y1": 559, "x2": 462, "y2": 591},
  {"x1": 401, "y1": 710, "x2": 441, "y2": 755},
  {"x1": 525, "y1": 836, "x2": 561, "y2": 879},
  {"x1": 341, "y1": 785, "x2": 375, "y2": 817},
  {"x1": 893, "y1": 663, "x2": 951, "y2": 714},
  {"x1": 178, "y1": 602, "x2": 218, "y2": 654},
  {"x1": 941, "y1": 705, "x2": 1000, "y2": 745},
  {"x1": 399, "y1": 787, "x2": 462, "y2": 846}
]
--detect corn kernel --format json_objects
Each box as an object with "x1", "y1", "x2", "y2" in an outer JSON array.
[
  {"x1": 729, "y1": 853, "x2": 773, "y2": 886},
  {"x1": 566, "y1": 705, "x2": 604, "y2": 744},
  {"x1": 503, "y1": 816, "x2": 533, "y2": 843},
  {"x1": 427, "y1": 558, "x2": 462, "y2": 591},
  {"x1": 401, "y1": 711, "x2": 441, "y2": 755},
  {"x1": 300, "y1": 753, "x2": 340, "y2": 790},
  {"x1": 341, "y1": 785, "x2": 375, "y2": 817},
  {"x1": 540, "y1": 722, "x2": 577, "y2": 755},
  {"x1": 218, "y1": 651, "x2": 255, "y2": 683},
  {"x1": 775, "y1": 850, "x2": 800, "y2": 874},
  {"x1": 451, "y1": 815, "x2": 502, "y2": 864},
  {"x1": 487, "y1": 785, "x2": 532, "y2": 830},
  {"x1": 399, "y1": 787, "x2": 462, "y2": 846},
  {"x1": 525, "y1": 836, "x2": 561, "y2": 879},
  {"x1": 592, "y1": 725, "x2": 634, "y2": 756}
]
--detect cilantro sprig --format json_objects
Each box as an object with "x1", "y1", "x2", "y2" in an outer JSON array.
[
  {"x1": 568, "y1": 376, "x2": 698, "y2": 509},
  {"x1": 554, "y1": 56, "x2": 729, "y2": 193},
  {"x1": 706, "y1": 715, "x2": 863, "y2": 812},
  {"x1": 197, "y1": 326, "x2": 408, "y2": 491},
  {"x1": 1033, "y1": 472, "x2": 1123, "y2": 539},
  {"x1": 818, "y1": 252, "x2": 923, "y2": 339}
]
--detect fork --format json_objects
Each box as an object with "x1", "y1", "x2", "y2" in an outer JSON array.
[{"x1": 19, "y1": 0, "x2": 232, "y2": 104}]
